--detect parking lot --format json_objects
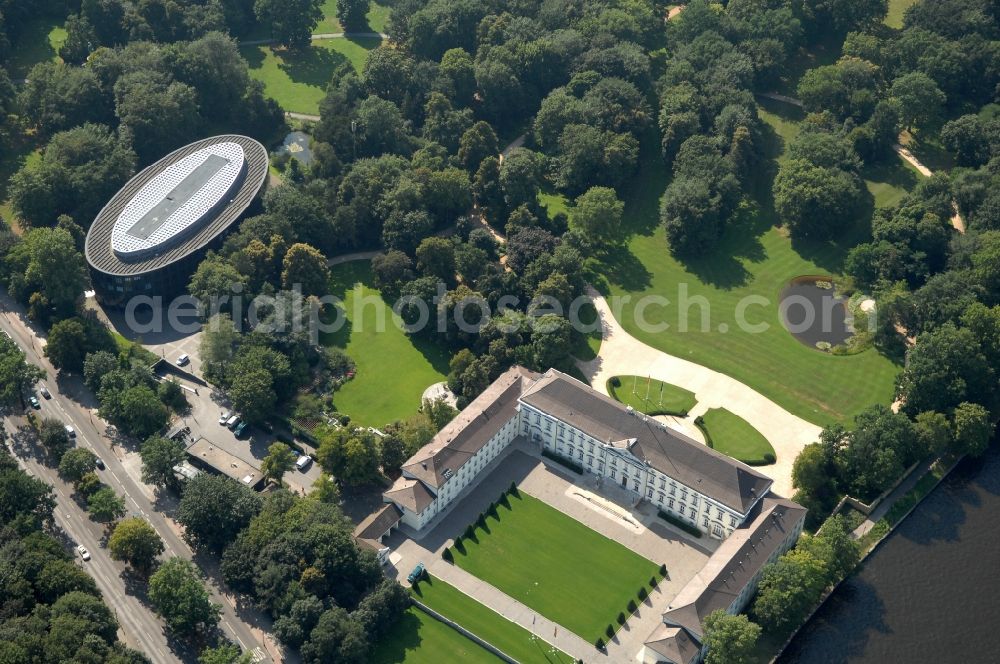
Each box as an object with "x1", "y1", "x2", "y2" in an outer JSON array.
[{"x1": 157, "y1": 362, "x2": 322, "y2": 494}]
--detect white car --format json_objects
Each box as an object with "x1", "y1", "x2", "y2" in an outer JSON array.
[
  {"x1": 218, "y1": 411, "x2": 231, "y2": 425},
  {"x1": 296, "y1": 455, "x2": 313, "y2": 471},
  {"x1": 64, "y1": 425, "x2": 76, "y2": 438},
  {"x1": 176, "y1": 354, "x2": 190, "y2": 366},
  {"x1": 77, "y1": 545, "x2": 91, "y2": 561}
]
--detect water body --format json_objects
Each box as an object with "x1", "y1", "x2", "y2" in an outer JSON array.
[
  {"x1": 779, "y1": 446, "x2": 1000, "y2": 663},
  {"x1": 779, "y1": 276, "x2": 853, "y2": 350}
]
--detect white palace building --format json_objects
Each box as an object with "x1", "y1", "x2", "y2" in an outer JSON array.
[{"x1": 363, "y1": 366, "x2": 806, "y2": 663}]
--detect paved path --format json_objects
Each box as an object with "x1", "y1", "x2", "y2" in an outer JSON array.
[
  {"x1": 667, "y1": 5, "x2": 686, "y2": 20},
  {"x1": 578, "y1": 288, "x2": 823, "y2": 498},
  {"x1": 238, "y1": 31, "x2": 387, "y2": 47},
  {"x1": 756, "y1": 92, "x2": 966, "y2": 233},
  {"x1": 285, "y1": 111, "x2": 320, "y2": 122},
  {"x1": 327, "y1": 249, "x2": 380, "y2": 266},
  {"x1": 852, "y1": 459, "x2": 933, "y2": 538}
]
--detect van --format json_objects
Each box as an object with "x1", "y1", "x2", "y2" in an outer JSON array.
[
  {"x1": 296, "y1": 455, "x2": 312, "y2": 471},
  {"x1": 176, "y1": 354, "x2": 190, "y2": 366},
  {"x1": 226, "y1": 415, "x2": 240, "y2": 429}
]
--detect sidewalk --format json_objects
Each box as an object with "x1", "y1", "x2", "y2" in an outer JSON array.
[{"x1": 852, "y1": 460, "x2": 933, "y2": 538}]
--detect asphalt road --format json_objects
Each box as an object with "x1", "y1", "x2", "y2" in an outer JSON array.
[{"x1": 0, "y1": 298, "x2": 280, "y2": 664}]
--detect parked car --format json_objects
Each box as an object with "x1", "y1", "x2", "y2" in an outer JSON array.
[
  {"x1": 76, "y1": 545, "x2": 90, "y2": 561},
  {"x1": 95, "y1": 458, "x2": 105, "y2": 470},
  {"x1": 233, "y1": 421, "x2": 248, "y2": 438},
  {"x1": 28, "y1": 396, "x2": 40, "y2": 409},
  {"x1": 39, "y1": 385, "x2": 51, "y2": 399},
  {"x1": 296, "y1": 455, "x2": 313, "y2": 471},
  {"x1": 226, "y1": 415, "x2": 240, "y2": 430},
  {"x1": 64, "y1": 425, "x2": 76, "y2": 438},
  {"x1": 407, "y1": 562, "x2": 425, "y2": 584},
  {"x1": 218, "y1": 411, "x2": 231, "y2": 425},
  {"x1": 176, "y1": 354, "x2": 190, "y2": 366}
]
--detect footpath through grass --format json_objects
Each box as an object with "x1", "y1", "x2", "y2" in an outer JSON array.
[
  {"x1": 322, "y1": 261, "x2": 450, "y2": 426},
  {"x1": 412, "y1": 575, "x2": 573, "y2": 664},
  {"x1": 449, "y1": 491, "x2": 660, "y2": 643},
  {"x1": 242, "y1": 36, "x2": 381, "y2": 114},
  {"x1": 608, "y1": 376, "x2": 696, "y2": 416},
  {"x1": 696, "y1": 408, "x2": 776, "y2": 466},
  {"x1": 369, "y1": 606, "x2": 503, "y2": 664}
]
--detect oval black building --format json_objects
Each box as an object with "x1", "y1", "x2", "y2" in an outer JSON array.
[{"x1": 85, "y1": 135, "x2": 268, "y2": 307}]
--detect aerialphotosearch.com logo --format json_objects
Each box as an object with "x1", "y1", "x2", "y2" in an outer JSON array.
[{"x1": 120, "y1": 281, "x2": 875, "y2": 343}]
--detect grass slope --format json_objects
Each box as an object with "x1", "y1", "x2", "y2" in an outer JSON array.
[
  {"x1": 369, "y1": 607, "x2": 503, "y2": 664},
  {"x1": 697, "y1": 407, "x2": 776, "y2": 465},
  {"x1": 450, "y1": 492, "x2": 659, "y2": 643},
  {"x1": 322, "y1": 261, "x2": 450, "y2": 426},
  {"x1": 315, "y1": 0, "x2": 391, "y2": 33},
  {"x1": 242, "y1": 36, "x2": 381, "y2": 114},
  {"x1": 8, "y1": 18, "x2": 66, "y2": 78},
  {"x1": 886, "y1": 0, "x2": 919, "y2": 28},
  {"x1": 590, "y1": 103, "x2": 906, "y2": 427},
  {"x1": 412, "y1": 576, "x2": 573, "y2": 664},
  {"x1": 608, "y1": 376, "x2": 697, "y2": 416}
]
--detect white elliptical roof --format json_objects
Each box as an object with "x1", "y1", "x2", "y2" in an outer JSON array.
[{"x1": 110, "y1": 142, "x2": 246, "y2": 260}]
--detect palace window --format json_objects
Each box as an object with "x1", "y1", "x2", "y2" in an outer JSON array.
[
  {"x1": 659, "y1": 478, "x2": 666, "y2": 489},
  {"x1": 689, "y1": 507, "x2": 696, "y2": 519},
  {"x1": 716, "y1": 508, "x2": 723, "y2": 519},
  {"x1": 646, "y1": 487, "x2": 653, "y2": 499},
  {"x1": 680, "y1": 489, "x2": 688, "y2": 501},
  {"x1": 657, "y1": 492, "x2": 665, "y2": 504},
  {"x1": 730, "y1": 516, "x2": 737, "y2": 528},
  {"x1": 669, "y1": 486, "x2": 676, "y2": 496},
  {"x1": 668, "y1": 498, "x2": 675, "y2": 509}
]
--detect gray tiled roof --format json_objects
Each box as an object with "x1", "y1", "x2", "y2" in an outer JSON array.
[
  {"x1": 645, "y1": 624, "x2": 701, "y2": 664},
  {"x1": 520, "y1": 370, "x2": 773, "y2": 513},
  {"x1": 401, "y1": 366, "x2": 538, "y2": 489},
  {"x1": 354, "y1": 503, "x2": 402, "y2": 541},
  {"x1": 659, "y1": 495, "x2": 806, "y2": 639},
  {"x1": 385, "y1": 477, "x2": 436, "y2": 513}
]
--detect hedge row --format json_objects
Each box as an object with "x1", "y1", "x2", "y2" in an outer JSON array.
[
  {"x1": 657, "y1": 509, "x2": 703, "y2": 538},
  {"x1": 541, "y1": 449, "x2": 584, "y2": 474}
]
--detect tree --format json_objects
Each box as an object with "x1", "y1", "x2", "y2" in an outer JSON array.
[
  {"x1": 199, "y1": 313, "x2": 239, "y2": 383},
  {"x1": 458, "y1": 122, "x2": 500, "y2": 175},
  {"x1": 661, "y1": 176, "x2": 724, "y2": 255},
  {"x1": 39, "y1": 418, "x2": 72, "y2": 458},
  {"x1": 44, "y1": 318, "x2": 89, "y2": 372},
  {"x1": 301, "y1": 607, "x2": 368, "y2": 664},
  {"x1": 941, "y1": 115, "x2": 994, "y2": 167},
  {"x1": 0, "y1": 335, "x2": 45, "y2": 408},
  {"x1": 115, "y1": 74, "x2": 201, "y2": 165},
  {"x1": 890, "y1": 72, "x2": 946, "y2": 133},
  {"x1": 140, "y1": 435, "x2": 186, "y2": 489},
  {"x1": 752, "y1": 548, "x2": 828, "y2": 631},
  {"x1": 189, "y1": 254, "x2": 247, "y2": 311},
  {"x1": 336, "y1": 0, "x2": 370, "y2": 31},
  {"x1": 18, "y1": 64, "x2": 111, "y2": 135},
  {"x1": 773, "y1": 158, "x2": 863, "y2": 240},
  {"x1": 896, "y1": 324, "x2": 995, "y2": 417},
  {"x1": 281, "y1": 243, "x2": 331, "y2": 297},
  {"x1": 703, "y1": 610, "x2": 761, "y2": 664},
  {"x1": 316, "y1": 428, "x2": 381, "y2": 486},
  {"x1": 354, "y1": 579, "x2": 410, "y2": 640},
  {"x1": 261, "y1": 442, "x2": 295, "y2": 486},
  {"x1": 952, "y1": 402, "x2": 992, "y2": 458},
  {"x1": 158, "y1": 379, "x2": 188, "y2": 413},
  {"x1": 254, "y1": 0, "x2": 323, "y2": 49},
  {"x1": 415, "y1": 237, "x2": 456, "y2": 282},
  {"x1": 199, "y1": 644, "x2": 254, "y2": 664},
  {"x1": 84, "y1": 351, "x2": 119, "y2": 392},
  {"x1": 312, "y1": 472, "x2": 342, "y2": 503},
  {"x1": 379, "y1": 434, "x2": 408, "y2": 474},
  {"x1": 4, "y1": 227, "x2": 88, "y2": 322},
  {"x1": 59, "y1": 448, "x2": 97, "y2": 485},
  {"x1": 176, "y1": 473, "x2": 262, "y2": 553},
  {"x1": 572, "y1": 187, "x2": 623, "y2": 248},
  {"x1": 87, "y1": 487, "x2": 126, "y2": 527},
  {"x1": 914, "y1": 411, "x2": 953, "y2": 458},
  {"x1": 117, "y1": 385, "x2": 169, "y2": 439},
  {"x1": 836, "y1": 405, "x2": 916, "y2": 500},
  {"x1": 148, "y1": 558, "x2": 221, "y2": 636},
  {"x1": 228, "y1": 368, "x2": 277, "y2": 424},
  {"x1": 108, "y1": 517, "x2": 164, "y2": 573}
]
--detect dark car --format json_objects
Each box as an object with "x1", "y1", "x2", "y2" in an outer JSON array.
[
  {"x1": 95, "y1": 458, "x2": 105, "y2": 470},
  {"x1": 39, "y1": 385, "x2": 51, "y2": 399},
  {"x1": 233, "y1": 421, "x2": 248, "y2": 438},
  {"x1": 28, "y1": 396, "x2": 40, "y2": 409},
  {"x1": 407, "y1": 562, "x2": 425, "y2": 584}
]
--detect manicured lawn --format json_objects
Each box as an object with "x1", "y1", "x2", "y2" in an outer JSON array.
[
  {"x1": 369, "y1": 607, "x2": 503, "y2": 664},
  {"x1": 449, "y1": 491, "x2": 661, "y2": 642},
  {"x1": 322, "y1": 261, "x2": 450, "y2": 426},
  {"x1": 886, "y1": 0, "x2": 918, "y2": 28},
  {"x1": 411, "y1": 576, "x2": 573, "y2": 664},
  {"x1": 696, "y1": 408, "x2": 776, "y2": 465},
  {"x1": 7, "y1": 18, "x2": 66, "y2": 78},
  {"x1": 242, "y1": 36, "x2": 381, "y2": 114},
  {"x1": 315, "y1": 0, "x2": 391, "y2": 33},
  {"x1": 607, "y1": 376, "x2": 697, "y2": 417},
  {"x1": 589, "y1": 101, "x2": 904, "y2": 427}
]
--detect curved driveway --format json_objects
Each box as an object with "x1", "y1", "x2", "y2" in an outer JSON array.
[{"x1": 577, "y1": 287, "x2": 823, "y2": 498}]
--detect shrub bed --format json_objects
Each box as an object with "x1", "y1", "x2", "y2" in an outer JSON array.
[
  {"x1": 657, "y1": 510, "x2": 702, "y2": 538},
  {"x1": 541, "y1": 449, "x2": 584, "y2": 474}
]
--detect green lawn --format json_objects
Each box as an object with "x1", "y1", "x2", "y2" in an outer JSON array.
[
  {"x1": 588, "y1": 102, "x2": 905, "y2": 427},
  {"x1": 370, "y1": 607, "x2": 503, "y2": 664},
  {"x1": 607, "y1": 376, "x2": 697, "y2": 417},
  {"x1": 7, "y1": 18, "x2": 66, "y2": 78},
  {"x1": 696, "y1": 408, "x2": 776, "y2": 465},
  {"x1": 322, "y1": 261, "x2": 450, "y2": 426},
  {"x1": 315, "y1": 0, "x2": 391, "y2": 33},
  {"x1": 449, "y1": 492, "x2": 660, "y2": 643},
  {"x1": 886, "y1": 0, "x2": 918, "y2": 28},
  {"x1": 242, "y1": 36, "x2": 381, "y2": 114},
  {"x1": 412, "y1": 576, "x2": 573, "y2": 664}
]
